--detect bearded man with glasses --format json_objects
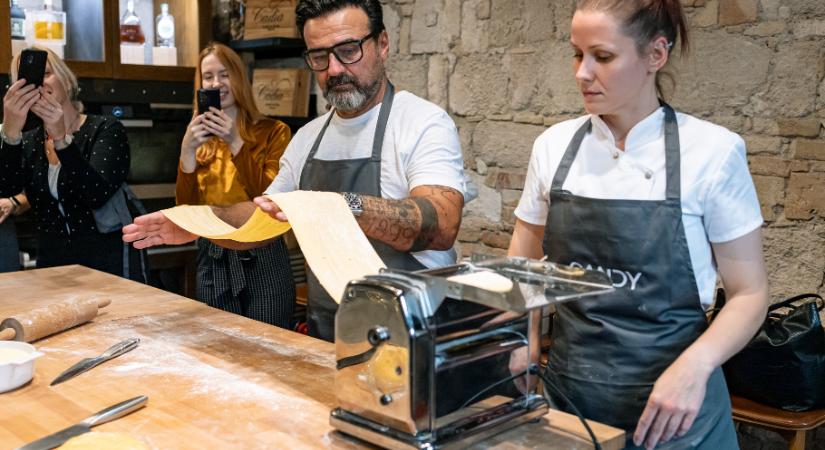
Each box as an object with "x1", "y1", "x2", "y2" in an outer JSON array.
[{"x1": 123, "y1": 0, "x2": 468, "y2": 343}]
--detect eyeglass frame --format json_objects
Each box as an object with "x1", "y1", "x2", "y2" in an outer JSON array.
[{"x1": 302, "y1": 29, "x2": 382, "y2": 72}]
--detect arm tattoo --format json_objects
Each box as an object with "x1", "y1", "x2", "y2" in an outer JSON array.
[
  {"x1": 410, "y1": 197, "x2": 439, "y2": 251},
  {"x1": 356, "y1": 185, "x2": 463, "y2": 253}
]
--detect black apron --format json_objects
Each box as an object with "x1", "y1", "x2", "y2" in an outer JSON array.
[
  {"x1": 298, "y1": 82, "x2": 425, "y2": 342},
  {"x1": 542, "y1": 105, "x2": 738, "y2": 449}
]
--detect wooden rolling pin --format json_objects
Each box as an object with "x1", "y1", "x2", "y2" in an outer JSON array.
[{"x1": 0, "y1": 298, "x2": 111, "y2": 342}]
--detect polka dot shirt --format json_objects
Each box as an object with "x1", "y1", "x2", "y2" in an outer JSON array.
[{"x1": 0, "y1": 115, "x2": 131, "y2": 238}]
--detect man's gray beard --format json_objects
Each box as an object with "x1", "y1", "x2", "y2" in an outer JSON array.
[
  {"x1": 324, "y1": 78, "x2": 381, "y2": 113},
  {"x1": 325, "y1": 87, "x2": 368, "y2": 112}
]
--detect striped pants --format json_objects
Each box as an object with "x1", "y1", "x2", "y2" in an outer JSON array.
[{"x1": 196, "y1": 237, "x2": 295, "y2": 329}]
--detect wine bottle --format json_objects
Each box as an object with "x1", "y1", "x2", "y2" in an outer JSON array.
[
  {"x1": 10, "y1": 0, "x2": 26, "y2": 40},
  {"x1": 155, "y1": 3, "x2": 175, "y2": 48},
  {"x1": 120, "y1": 0, "x2": 145, "y2": 45}
]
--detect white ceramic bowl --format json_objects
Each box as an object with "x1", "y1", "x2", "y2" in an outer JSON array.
[{"x1": 0, "y1": 341, "x2": 43, "y2": 393}]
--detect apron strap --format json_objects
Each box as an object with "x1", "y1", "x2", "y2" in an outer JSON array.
[
  {"x1": 370, "y1": 82, "x2": 394, "y2": 162},
  {"x1": 662, "y1": 103, "x2": 681, "y2": 201},
  {"x1": 306, "y1": 110, "x2": 336, "y2": 162},
  {"x1": 550, "y1": 120, "x2": 591, "y2": 191}
]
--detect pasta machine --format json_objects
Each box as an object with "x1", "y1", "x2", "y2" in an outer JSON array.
[{"x1": 330, "y1": 256, "x2": 614, "y2": 449}]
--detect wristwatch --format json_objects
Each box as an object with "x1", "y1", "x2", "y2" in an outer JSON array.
[
  {"x1": 342, "y1": 192, "x2": 364, "y2": 217},
  {"x1": 54, "y1": 133, "x2": 73, "y2": 148}
]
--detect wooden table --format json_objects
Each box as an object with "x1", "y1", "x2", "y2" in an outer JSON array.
[{"x1": 0, "y1": 266, "x2": 624, "y2": 450}]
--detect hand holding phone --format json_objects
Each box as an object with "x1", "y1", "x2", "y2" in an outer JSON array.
[{"x1": 1, "y1": 80, "x2": 39, "y2": 140}]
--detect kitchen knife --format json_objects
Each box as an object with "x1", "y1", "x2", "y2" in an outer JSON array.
[
  {"x1": 50, "y1": 337, "x2": 140, "y2": 386},
  {"x1": 15, "y1": 395, "x2": 148, "y2": 450}
]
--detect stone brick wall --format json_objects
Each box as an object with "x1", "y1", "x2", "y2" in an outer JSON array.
[{"x1": 381, "y1": 1, "x2": 824, "y2": 448}]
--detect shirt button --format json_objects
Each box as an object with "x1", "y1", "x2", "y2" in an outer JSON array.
[
  {"x1": 644, "y1": 171, "x2": 653, "y2": 179},
  {"x1": 612, "y1": 152, "x2": 620, "y2": 159}
]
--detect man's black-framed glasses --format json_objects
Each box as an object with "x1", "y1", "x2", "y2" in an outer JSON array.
[{"x1": 303, "y1": 30, "x2": 380, "y2": 71}]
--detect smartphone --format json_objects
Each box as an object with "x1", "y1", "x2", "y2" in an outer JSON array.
[
  {"x1": 197, "y1": 89, "x2": 221, "y2": 115},
  {"x1": 17, "y1": 49, "x2": 48, "y2": 132},
  {"x1": 18, "y1": 49, "x2": 47, "y2": 87}
]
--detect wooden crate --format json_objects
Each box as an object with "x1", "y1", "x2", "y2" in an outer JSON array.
[
  {"x1": 243, "y1": 0, "x2": 300, "y2": 40},
  {"x1": 252, "y1": 68, "x2": 312, "y2": 117}
]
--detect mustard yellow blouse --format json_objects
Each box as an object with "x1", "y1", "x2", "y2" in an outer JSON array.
[{"x1": 176, "y1": 118, "x2": 291, "y2": 206}]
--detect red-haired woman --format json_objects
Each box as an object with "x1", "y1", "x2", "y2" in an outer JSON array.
[
  {"x1": 509, "y1": 1, "x2": 768, "y2": 448},
  {"x1": 176, "y1": 42, "x2": 295, "y2": 329}
]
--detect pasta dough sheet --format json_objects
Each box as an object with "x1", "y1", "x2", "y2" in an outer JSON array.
[
  {"x1": 162, "y1": 205, "x2": 291, "y2": 242},
  {"x1": 265, "y1": 191, "x2": 387, "y2": 303},
  {"x1": 161, "y1": 192, "x2": 505, "y2": 303},
  {"x1": 447, "y1": 271, "x2": 514, "y2": 293}
]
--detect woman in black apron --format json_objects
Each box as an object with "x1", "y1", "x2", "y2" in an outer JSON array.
[{"x1": 508, "y1": 1, "x2": 769, "y2": 449}]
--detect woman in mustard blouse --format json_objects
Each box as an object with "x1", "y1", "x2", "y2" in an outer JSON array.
[{"x1": 176, "y1": 42, "x2": 295, "y2": 328}]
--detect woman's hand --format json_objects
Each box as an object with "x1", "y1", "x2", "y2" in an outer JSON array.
[
  {"x1": 180, "y1": 114, "x2": 212, "y2": 172},
  {"x1": 30, "y1": 87, "x2": 66, "y2": 141},
  {"x1": 0, "y1": 198, "x2": 14, "y2": 224},
  {"x1": 633, "y1": 350, "x2": 714, "y2": 449},
  {"x1": 202, "y1": 107, "x2": 243, "y2": 154},
  {"x1": 2, "y1": 79, "x2": 40, "y2": 140},
  {"x1": 508, "y1": 346, "x2": 531, "y2": 393}
]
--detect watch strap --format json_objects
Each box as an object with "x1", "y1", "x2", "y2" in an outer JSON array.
[{"x1": 342, "y1": 192, "x2": 364, "y2": 217}]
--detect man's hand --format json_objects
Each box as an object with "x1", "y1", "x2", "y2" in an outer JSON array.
[
  {"x1": 2, "y1": 79, "x2": 39, "y2": 140},
  {"x1": 122, "y1": 211, "x2": 197, "y2": 249},
  {"x1": 633, "y1": 350, "x2": 714, "y2": 449},
  {"x1": 253, "y1": 195, "x2": 288, "y2": 221}
]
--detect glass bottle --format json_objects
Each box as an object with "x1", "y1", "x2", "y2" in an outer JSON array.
[
  {"x1": 33, "y1": 0, "x2": 65, "y2": 41},
  {"x1": 155, "y1": 3, "x2": 175, "y2": 47},
  {"x1": 120, "y1": 0, "x2": 145, "y2": 45},
  {"x1": 10, "y1": 0, "x2": 26, "y2": 40},
  {"x1": 229, "y1": 0, "x2": 245, "y2": 41}
]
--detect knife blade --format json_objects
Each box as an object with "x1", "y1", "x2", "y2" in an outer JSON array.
[
  {"x1": 50, "y1": 337, "x2": 140, "y2": 386},
  {"x1": 15, "y1": 395, "x2": 148, "y2": 450}
]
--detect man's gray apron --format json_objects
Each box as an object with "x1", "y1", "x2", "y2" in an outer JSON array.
[
  {"x1": 541, "y1": 105, "x2": 738, "y2": 449},
  {"x1": 298, "y1": 82, "x2": 424, "y2": 342}
]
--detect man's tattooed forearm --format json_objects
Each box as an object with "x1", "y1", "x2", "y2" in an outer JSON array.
[
  {"x1": 410, "y1": 197, "x2": 439, "y2": 251},
  {"x1": 356, "y1": 186, "x2": 464, "y2": 252}
]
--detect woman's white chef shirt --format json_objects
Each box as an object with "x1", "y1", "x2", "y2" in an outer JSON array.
[{"x1": 515, "y1": 107, "x2": 763, "y2": 308}]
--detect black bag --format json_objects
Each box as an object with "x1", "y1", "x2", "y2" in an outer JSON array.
[{"x1": 715, "y1": 290, "x2": 825, "y2": 412}]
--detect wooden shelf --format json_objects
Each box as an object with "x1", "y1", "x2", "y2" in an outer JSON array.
[{"x1": 229, "y1": 37, "x2": 306, "y2": 59}]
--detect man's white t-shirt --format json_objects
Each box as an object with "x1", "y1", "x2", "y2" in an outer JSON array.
[
  {"x1": 266, "y1": 90, "x2": 466, "y2": 269},
  {"x1": 515, "y1": 108, "x2": 763, "y2": 308}
]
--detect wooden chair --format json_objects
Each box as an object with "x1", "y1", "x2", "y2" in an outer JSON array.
[{"x1": 731, "y1": 395, "x2": 825, "y2": 450}]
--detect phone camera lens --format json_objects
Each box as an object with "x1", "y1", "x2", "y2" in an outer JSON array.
[{"x1": 26, "y1": 55, "x2": 33, "y2": 63}]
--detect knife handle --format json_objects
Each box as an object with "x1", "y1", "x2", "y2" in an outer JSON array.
[
  {"x1": 80, "y1": 395, "x2": 148, "y2": 427},
  {"x1": 100, "y1": 337, "x2": 140, "y2": 360}
]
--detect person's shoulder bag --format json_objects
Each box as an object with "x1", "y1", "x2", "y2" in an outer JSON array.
[
  {"x1": 93, "y1": 183, "x2": 148, "y2": 283},
  {"x1": 713, "y1": 290, "x2": 825, "y2": 412}
]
